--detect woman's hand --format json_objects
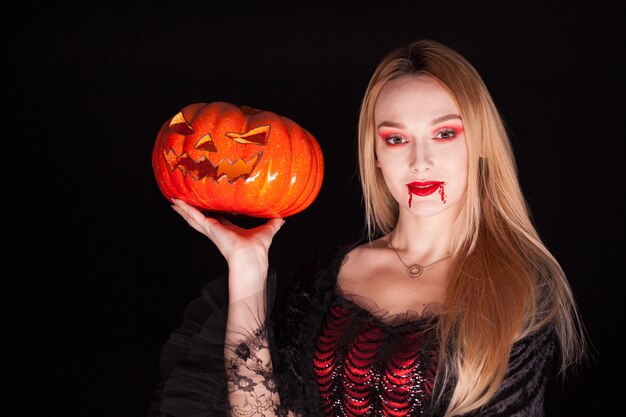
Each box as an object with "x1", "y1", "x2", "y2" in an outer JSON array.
[
  {"x1": 170, "y1": 198, "x2": 285, "y2": 267},
  {"x1": 171, "y1": 199, "x2": 285, "y2": 299}
]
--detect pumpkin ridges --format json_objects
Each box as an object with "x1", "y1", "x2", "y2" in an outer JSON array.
[
  {"x1": 286, "y1": 118, "x2": 318, "y2": 215},
  {"x1": 281, "y1": 129, "x2": 324, "y2": 217},
  {"x1": 277, "y1": 117, "x2": 301, "y2": 216},
  {"x1": 275, "y1": 119, "x2": 316, "y2": 216},
  {"x1": 282, "y1": 124, "x2": 325, "y2": 217}
]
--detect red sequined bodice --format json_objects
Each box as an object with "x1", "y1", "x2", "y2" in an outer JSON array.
[{"x1": 313, "y1": 297, "x2": 439, "y2": 416}]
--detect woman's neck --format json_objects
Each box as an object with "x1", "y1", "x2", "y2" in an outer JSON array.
[{"x1": 390, "y1": 211, "x2": 456, "y2": 259}]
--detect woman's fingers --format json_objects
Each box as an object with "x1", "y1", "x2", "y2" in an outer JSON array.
[
  {"x1": 171, "y1": 205, "x2": 209, "y2": 235},
  {"x1": 170, "y1": 199, "x2": 286, "y2": 250},
  {"x1": 168, "y1": 199, "x2": 289, "y2": 268},
  {"x1": 266, "y1": 217, "x2": 286, "y2": 237},
  {"x1": 171, "y1": 199, "x2": 219, "y2": 236}
]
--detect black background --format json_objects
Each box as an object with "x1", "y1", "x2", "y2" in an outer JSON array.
[{"x1": 7, "y1": 1, "x2": 624, "y2": 416}]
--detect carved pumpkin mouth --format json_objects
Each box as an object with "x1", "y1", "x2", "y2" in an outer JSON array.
[{"x1": 165, "y1": 150, "x2": 263, "y2": 183}]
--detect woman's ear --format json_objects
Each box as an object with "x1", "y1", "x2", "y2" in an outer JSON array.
[{"x1": 375, "y1": 157, "x2": 381, "y2": 168}]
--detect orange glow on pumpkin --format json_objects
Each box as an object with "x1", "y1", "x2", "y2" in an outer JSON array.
[{"x1": 152, "y1": 102, "x2": 324, "y2": 218}]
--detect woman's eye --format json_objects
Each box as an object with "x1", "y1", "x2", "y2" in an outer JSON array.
[
  {"x1": 386, "y1": 135, "x2": 407, "y2": 145},
  {"x1": 435, "y1": 129, "x2": 456, "y2": 140}
]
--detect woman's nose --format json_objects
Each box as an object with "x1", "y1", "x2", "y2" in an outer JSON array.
[{"x1": 409, "y1": 142, "x2": 432, "y2": 173}]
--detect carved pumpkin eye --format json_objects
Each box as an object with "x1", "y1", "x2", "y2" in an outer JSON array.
[
  {"x1": 152, "y1": 102, "x2": 324, "y2": 218},
  {"x1": 225, "y1": 125, "x2": 270, "y2": 145},
  {"x1": 167, "y1": 111, "x2": 195, "y2": 135}
]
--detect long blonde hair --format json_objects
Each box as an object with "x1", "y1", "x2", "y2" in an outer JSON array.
[{"x1": 358, "y1": 39, "x2": 586, "y2": 416}]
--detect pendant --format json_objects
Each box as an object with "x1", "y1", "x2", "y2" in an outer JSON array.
[{"x1": 408, "y1": 264, "x2": 424, "y2": 277}]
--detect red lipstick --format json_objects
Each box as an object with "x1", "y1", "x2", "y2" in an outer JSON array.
[{"x1": 407, "y1": 181, "x2": 444, "y2": 197}]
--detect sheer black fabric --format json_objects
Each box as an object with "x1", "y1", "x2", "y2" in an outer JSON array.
[{"x1": 147, "y1": 240, "x2": 558, "y2": 416}]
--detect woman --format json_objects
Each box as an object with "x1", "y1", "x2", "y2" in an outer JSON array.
[{"x1": 149, "y1": 39, "x2": 586, "y2": 416}]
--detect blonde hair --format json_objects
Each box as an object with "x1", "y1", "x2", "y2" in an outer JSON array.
[{"x1": 358, "y1": 39, "x2": 586, "y2": 416}]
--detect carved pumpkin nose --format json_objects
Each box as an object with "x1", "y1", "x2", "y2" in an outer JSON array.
[{"x1": 195, "y1": 134, "x2": 217, "y2": 152}]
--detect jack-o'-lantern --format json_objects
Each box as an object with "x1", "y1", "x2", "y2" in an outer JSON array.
[{"x1": 152, "y1": 102, "x2": 324, "y2": 218}]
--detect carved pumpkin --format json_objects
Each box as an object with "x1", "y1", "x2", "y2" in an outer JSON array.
[{"x1": 152, "y1": 101, "x2": 324, "y2": 218}]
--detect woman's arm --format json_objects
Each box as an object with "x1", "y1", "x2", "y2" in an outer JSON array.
[
  {"x1": 170, "y1": 199, "x2": 285, "y2": 415},
  {"x1": 222, "y1": 261, "x2": 280, "y2": 415}
]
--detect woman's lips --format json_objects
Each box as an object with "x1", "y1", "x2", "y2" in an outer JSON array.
[{"x1": 407, "y1": 181, "x2": 444, "y2": 197}]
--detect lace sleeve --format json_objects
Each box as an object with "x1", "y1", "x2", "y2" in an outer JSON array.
[
  {"x1": 147, "y1": 270, "x2": 282, "y2": 417},
  {"x1": 223, "y1": 296, "x2": 281, "y2": 416}
]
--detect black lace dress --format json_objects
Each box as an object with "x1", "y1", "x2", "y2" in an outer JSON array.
[{"x1": 147, "y1": 240, "x2": 557, "y2": 417}]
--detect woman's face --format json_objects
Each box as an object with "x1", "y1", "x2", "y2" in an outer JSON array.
[{"x1": 374, "y1": 75, "x2": 468, "y2": 218}]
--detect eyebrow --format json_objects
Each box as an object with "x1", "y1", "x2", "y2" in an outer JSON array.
[
  {"x1": 431, "y1": 114, "x2": 462, "y2": 125},
  {"x1": 377, "y1": 113, "x2": 462, "y2": 129}
]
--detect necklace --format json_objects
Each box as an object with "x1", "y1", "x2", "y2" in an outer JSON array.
[{"x1": 388, "y1": 236, "x2": 451, "y2": 278}]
